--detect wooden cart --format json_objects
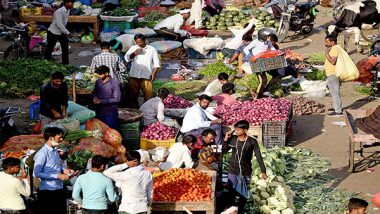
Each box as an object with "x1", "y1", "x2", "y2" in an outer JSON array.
[
  {"x1": 151, "y1": 170, "x2": 216, "y2": 214},
  {"x1": 343, "y1": 108, "x2": 380, "y2": 173}
]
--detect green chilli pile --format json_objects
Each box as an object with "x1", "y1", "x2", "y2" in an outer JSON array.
[{"x1": 198, "y1": 62, "x2": 236, "y2": 77}]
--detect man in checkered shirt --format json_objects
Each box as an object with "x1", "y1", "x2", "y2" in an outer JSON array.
[{"x1": 90, "y1": 41, "x2": 127, "y2": 84}]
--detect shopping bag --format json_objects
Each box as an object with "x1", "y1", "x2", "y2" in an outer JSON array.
[
  {"x1": 233, "y1": 174, "x2": 249, "y2": 199},
  {"x1": 335, "y1": 46, "x2": 359, "y2": 81}
]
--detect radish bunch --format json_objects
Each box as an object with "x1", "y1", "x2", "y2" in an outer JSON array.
[
  {"x1": 141, "y1": 122, "x2": 178, "y2": 140},
  {"x1": 214, "y1": 98, "x2": 292, "y2": 126},
  {"x1": 163, "y1": 94, "x2": 193, "y2": 109}
]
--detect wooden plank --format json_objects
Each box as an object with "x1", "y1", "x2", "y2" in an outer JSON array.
[{"x1": 151, "y1": 170, "x2": 216, "y2": 213}]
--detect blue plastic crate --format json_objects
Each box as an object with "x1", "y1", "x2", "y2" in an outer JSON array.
[
  {"x1": 104, "y1": 20, "x2": 133, "y2": 32},
  {"x1": 29, "y1": 101, "x2": 40, "y2": 121}
]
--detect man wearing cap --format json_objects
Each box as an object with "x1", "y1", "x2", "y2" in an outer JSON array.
[{"x1": 154, "y1": 8, "x2": 191, "y2": 42}]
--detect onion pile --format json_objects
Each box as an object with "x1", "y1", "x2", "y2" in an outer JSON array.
[
  {"x1": 141, "y1": 122, "x2": 178, "y2": 140},
  {"x1": 163, "y1": 94, "x2": 193, "y2": 109},
  {"x1": 214, "y1": 98, "x2": 292, "y2": 126},
  {"x1": 286, "y1": 96, "x2": 325, "y2": 116}
]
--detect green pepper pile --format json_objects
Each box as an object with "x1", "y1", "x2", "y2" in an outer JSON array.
[{"x1": 198, "y1": 62, "x2": 236, "y2": 77}]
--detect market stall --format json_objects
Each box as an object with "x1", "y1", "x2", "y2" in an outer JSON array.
[{"x1": 20, "y1": 15, "x2": 101, "y2": 41}]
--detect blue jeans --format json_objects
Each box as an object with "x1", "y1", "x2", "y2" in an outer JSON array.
[{"x1": 96, "y1": 108, "x2": 119, "y2": 130}]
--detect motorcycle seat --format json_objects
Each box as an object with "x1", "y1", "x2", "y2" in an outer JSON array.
[{"x1": 295, "y1": 2, "x2": 316, "y2": 9}]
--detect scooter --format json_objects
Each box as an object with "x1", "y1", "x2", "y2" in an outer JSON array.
[
  {"x1": 277, "y1": 0, "x2": 320, "y2": 43},
  {"x1": 0, "y1": 106, "x2": 20, "y2": 146}
]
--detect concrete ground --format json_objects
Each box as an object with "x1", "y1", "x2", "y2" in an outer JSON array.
[{"x1": 1, "y1": 4, "x2": 380, "y2": 213}]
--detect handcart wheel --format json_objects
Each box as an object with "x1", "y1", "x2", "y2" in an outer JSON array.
[{"x1": 347, "y1": 137, "x2": 355, "y2": 173}]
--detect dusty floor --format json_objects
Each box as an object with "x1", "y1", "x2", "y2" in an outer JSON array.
[{"x1": 1, "y1": 4, "x2": 380, "y2": 213}]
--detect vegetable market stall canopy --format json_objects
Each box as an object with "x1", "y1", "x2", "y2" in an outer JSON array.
[{"x1": 19, "y1": 15, "x2": 100, "y2": 41}]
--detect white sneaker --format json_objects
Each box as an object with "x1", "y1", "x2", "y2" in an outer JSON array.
[{"x1": 263, "y1": 92, "x2": 274, "y2": 97}]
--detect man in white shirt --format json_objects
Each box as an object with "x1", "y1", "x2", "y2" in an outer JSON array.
[
  {"x1": 44, "y1": 0, "x2": 74, "y2": 64},
  {"x1": 125, "y1": 34, "x2": 160, "y2": 108},
  {"x1": 154, "y1": 8, "x2": 191, "y2": 42},
  {"x1": 0, "y1": 158, "x2": 30, "y2": 213},
  {"x1": 159, "y1": 135, "x2": 196, "y2": 170},
  {"x1": 203, "y1": 72, "x2": 229, "y2": 96},
  {"x1": 180, "y1": 94, "x2": 223, "y2": 145},
  {"x1": 225, "y1": 18, "x2": 256, "y2": 51},
  {"x1": 103, "y1": 151, "x2": 153, "y2": 214}
]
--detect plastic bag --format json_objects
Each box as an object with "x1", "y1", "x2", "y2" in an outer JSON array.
[
  {"x1": 81, "y1": 32, "x2": 94, "y2": 44},
  {"x1": 335, "y1": 46, "x2": 359, "y2": 81}
]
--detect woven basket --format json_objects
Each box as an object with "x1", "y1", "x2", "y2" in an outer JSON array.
[{"x1": 118, "y1": 108, "x2": 143, "y2": 123}]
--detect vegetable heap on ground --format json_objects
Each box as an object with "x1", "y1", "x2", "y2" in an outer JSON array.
[
  {"x1": 214, "y1": 98, "x2": 292, "y2": 126},
  {"x1": 232, "y1": 146, "x2": 355, "y2": 213},
  {"x1": 305, "y1": 53, "x2": 326, "y2": 66},
  {"x1": 251, "y1": 9, "x2": 279, "y2": 29},
  {"x1": 204, "y1": 10, "x2": 251, "y2": 30},
  {"x1": 153, "y1": 80, "x2": 208, "y2": 100},
  {"x1": 163, "y1": 94, "x2": 193, "y2": 109},
  {"x1": 199, "y1": 62, "x2": 236, "y2": 77},
  {"x1": 284, "y1": 49, "x2": 311, "y2": 71},
  {"x1": 0, "y1": 59, "x2": 79, "y2": 97},
  {"x1": 286, "y1": 96, "x2": 325, "y2": 116},
  {"x1": 66, "y1": 67, "x2": 98, "y2": 91},
  {"x1": 144, "y1": 11, "x2": 167, "y2": 22},
  {"x1": 153, "y1": 168, "x2": 212, "y2": 202},
  {"x1": 304, "y1": 68, "x2": 326, "y2": 81},
  {"x1": 141, "y1": 122, "x2": 178, "y2": 140}
]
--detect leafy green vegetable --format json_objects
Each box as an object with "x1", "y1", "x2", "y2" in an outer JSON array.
[
  {"x1": 0, "y1": 59, "x2": 80, "y2": 97},
  {"x1": 153, "y1": 80, "x2": 208, "y2": 100},
  {"x1": 306, "y1": 53, "x2": 326, "y2": 65},
  {"x1": 103, "y1": 8, "x2": 136, "y2": 16},
  {"x1": 144, "y1": 11, "x2": 167, "y2": 22},
  {"x1": 119, "y1": 0, "x2": 139, "y2": 10},
  {"x1": 198, "y1": 62, "x2": 236, "y2": 77},
  {"x1": 304, "y1": 69, "x2": 326, "y2": 81},
  {"x1": 67, "y1": 150, "x2": 94, "y2": 171},
  {"x1": 355, "y1": 86, "x2": 373, "y2": 95}
]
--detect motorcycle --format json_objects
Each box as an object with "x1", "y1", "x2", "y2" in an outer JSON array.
[
  {"x1": 0, "y1": 107, "x2": 20, "y2": 146},
  {"x1": 277, "y1": 0, "x2": 320, "y2": 43}
]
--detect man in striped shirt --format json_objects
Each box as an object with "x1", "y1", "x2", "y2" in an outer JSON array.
[{"x1": 90, "y1": 41, "x2": 127, "y2": 84}]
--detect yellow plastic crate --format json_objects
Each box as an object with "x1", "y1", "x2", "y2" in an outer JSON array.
[
  {"x1": 140, "y1": 138, "x2": 175, "y2": 150},
  {"x1": 20, "y1": 7, "x2": 42, "y2": 17}
]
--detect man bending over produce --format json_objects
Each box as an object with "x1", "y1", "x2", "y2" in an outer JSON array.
[
  {"x1": 213, "y1": 82, "x2": 237, "y2": 106},
  {"x1": 140, "y1": 88, "x2": 178, "y2": 127},
  {"x1": 103, "y1": 151, "x2": 153, "y2": 214},
  {"x1": 203, "y1": 72, "x2": 229, "y2": 96},
  {"x1": 159, "y1": 135, "x2": 196, "y2": 170},
  {"x1": 93, "y1": 65, "x2": 121, "y2": 129},
  {"x1": 227, "y1": 34, "x2": 253, "y2": 75},
  {"x1": 181, "y1": 94, "x2": 224, "y2": 145},
  {"x1": 154, "y1": 8, "x2": 191, "y2": 42},
  {"x1": 223, "y1": 120, "x2": 267, "y2": 213},
  {"x1": 40, "y1": 72, "x2": 68, "y2": 127}
]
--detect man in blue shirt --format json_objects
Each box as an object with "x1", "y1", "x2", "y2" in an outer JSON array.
[
  {"x1": 72, "y1": 155, "x2": 117, "y2": 214},
  {"x1": 33, "y1": 127, "x2": 75, "y2": 214}
]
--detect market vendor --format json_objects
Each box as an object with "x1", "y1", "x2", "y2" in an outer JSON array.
[
  {"x1": 223, "y1": 120, "x2": 267, "y2": 213},
  {"x1": 154, "y1": 8, "x2": 191, "y2": 42},
  {"x1": 204, "y1": 0, "x2": 226, "y2": 16},
  {"x1": 44, "y1": 0, "x2": 74, "y2": 65},
  {"x1": 203, "y1": 72, "x2": 229, "y2": 96},
  {"x1": 125, "y1": 34, "x2": 160, "y2": 108},
  {"x1": 227, "y1": 34, "x2": 253, "y2": 75},
  {"x1": 139, "y1": 88, "x2": 178, "y2": 127},
  {"x1": 159, "y1": 135, "x2": 196, "y2": 170},
  {"x1": 40, "y1": 72, "x2": 69, "y2": 127},
  {"x1": 224, "y1": 19, "x2": 256, "y2": 51},
  {"x1": 180, "y1": 94, "x2": 223, "y2": 145},
  {"x1": 213, "y1": 82, "x2": 237, "y2": 106},
  {"x1": 241, "y1": 28, "x2": 276, "y2": 98},
  {"x1": 190, "y1": 128, "x2": 217, "y2": 159},
  {"x1": 92, "y1": 65, "x2": 121, "y2": 129}
]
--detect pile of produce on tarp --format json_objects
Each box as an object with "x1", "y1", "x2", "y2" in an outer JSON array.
[
  {"x1": 250, "y1": 9, "x2": 279, "y2": 30},
  {"x1": 198, "y1": 62, "x2": 236, "y2": 77},
  {"x1": 223, "y1": 146, "x2": 355, "y2": 213},
  {"x1": 140, "y1": 122, "x2": 178, "y2": 140},
  {"x1": 305, "y1": 52, "x2": 326, "y2": 66},
  {"x1": 0, "y1": 59, "x2": 79, "y2": 97},
  {"x1": 203, "y1": 10, "x2": 251, "y2": 30},
  {"x1": 285, "y1": 96, "x2": 325, "y2": 115},
  {"x1": 214, "y1": 98, "x2": 292, "y2": 126},
  {"x1": 66, "y1": 67, "x2": 98, "y2": 91},
  {"x1": 284, "y1": 49, "x2": 311, "y2": 71},
  {"x1": 163, "y1": 94, "x2": 193, "y2": 109},
  {"x1": 0, "y1": 135, "x2": 44, "y2": 158},
  {"x1": 153, "y1": 168, "x2": 212, "y2": 202}
]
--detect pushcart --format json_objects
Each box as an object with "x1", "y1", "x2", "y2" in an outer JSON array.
[{"x1": 343, "y1": 107, "x2": 380, "y2": 173}]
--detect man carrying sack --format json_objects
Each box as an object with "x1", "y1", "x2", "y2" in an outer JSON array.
[{"x1": 324, "y1": 35, "x2": 359, "y2": 117}]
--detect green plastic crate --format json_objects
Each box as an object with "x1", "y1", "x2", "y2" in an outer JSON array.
[
  {"x1": 119, "y1": 121, "x2": 140, "y2": 140},
  {"x1": 104, "y1": 20, "x2": 133, "y2": 32}
]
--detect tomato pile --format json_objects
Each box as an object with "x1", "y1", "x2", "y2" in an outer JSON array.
[{"x1": 153, "y1": 168, "x2": 213, "y2": 202}]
